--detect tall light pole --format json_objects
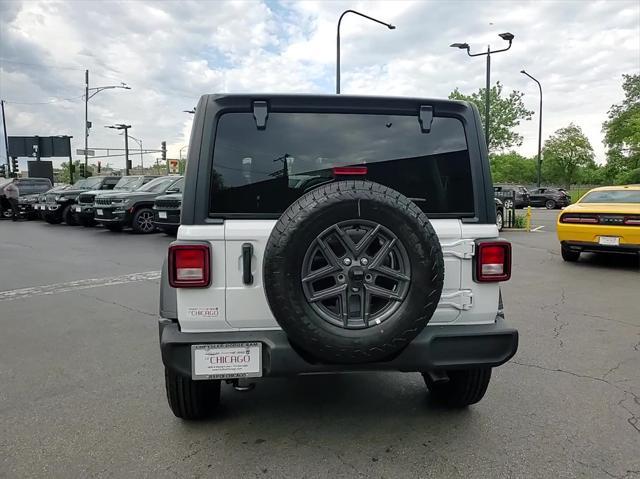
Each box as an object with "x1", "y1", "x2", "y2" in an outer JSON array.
[
  {"x1": 126, "y1": 133, "x2": 144, "y2": 171},
  {"x1": 105, "y1": 124, "x2": 132, "y2": 175},
  {"x1": 450, "y1": 32, "x2": 514, "y2": 149},
  {"x1": 336, "y1": 10, "x2": 395, "y2": 94},
  {"x1": 85, "y1": 70, "x2": 130, "y2": 172},
  {"x1": 521, "y1": 70, "x2": 543, "y2": 187}
]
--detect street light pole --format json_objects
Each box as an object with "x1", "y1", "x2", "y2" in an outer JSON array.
[
  {"x1": 450, "y1": 32, "x2": 515, "y2": 150},
  {"x1": 105, "y1": 124, "x2": 132, "y2": 175},
  {"x1": 125, "y1": 133, "x2": 144, "y2": 171},
  {"x1": 521, "y1": 70, "x2": 543, "y2": 187},
  {"x1": 85, "y1": 70, "x2": 130, "y2": 171},
  {"x1": 336, "y1": 10, "x2": 395, "y2": 94}
]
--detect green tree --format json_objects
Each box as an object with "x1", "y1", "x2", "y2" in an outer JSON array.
[
  {"x1": 490, "y1": 152, "x2": 537, "y2": 184},
  {"x1": 542, "y1": 124, "x2": 595, "y2": 187},
  {"x1": 603, "y1": 74, "x2": 640, "y2": 172},
  {"x1": 449, "y1": 81, "x2": 533, "y2": 153}
]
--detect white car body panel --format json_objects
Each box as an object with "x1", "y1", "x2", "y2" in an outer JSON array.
[{"x1": 176, "y1": 219, "x2": 500, "y2": 333}]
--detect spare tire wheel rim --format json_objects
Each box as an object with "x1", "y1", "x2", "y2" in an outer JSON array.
[{"x1": 301, "y1": 219, "x2": 411, "y2": 330}]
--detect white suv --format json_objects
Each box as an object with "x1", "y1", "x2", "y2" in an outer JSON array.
[{"x1": 158, "y1": 94, "x2": 518, "y2": 420}]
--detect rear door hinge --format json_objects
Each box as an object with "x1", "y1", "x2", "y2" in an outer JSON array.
[
  {"x1": 253, "y1": 101, "x2": 268, "y2": 130},
  {"x1": 441, "y1": 239, "x2": 475, "y2": 259},
  {"x1": 439, "y1": 290, "x2": 474, "y2": 310}
]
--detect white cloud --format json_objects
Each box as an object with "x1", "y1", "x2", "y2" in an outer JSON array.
[{"x1": 1, "y1": 0, "x2": 638, "y2": 172}]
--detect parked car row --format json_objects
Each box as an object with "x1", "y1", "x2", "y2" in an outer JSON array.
[
  {"x1": 494, "y1": 184, "x2": 571, "y2": 209},
  {"x1": 1, "y1": 175, "x2": 183, "y2": 235}
]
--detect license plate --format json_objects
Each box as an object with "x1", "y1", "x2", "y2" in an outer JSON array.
[
  {"x1": 599, "y1": 236, "x2": 620, "y2": 246},
  {"x1": 96, "y1": 209, "x2": 103, "y2": 216},
  {"x1": 159, "y1": 211, "x2": 167, "y2": 219},
  {"x1": 75, "y1": 206, "x2": 81, "y2": 212},
  {"x1": 192, "y1": 342, "x2": 262, "y2": 380}
]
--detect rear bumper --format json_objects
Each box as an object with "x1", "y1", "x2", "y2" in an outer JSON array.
[
  {"x1": 159, "y1": 316, "x2": 519, "y2": 378},
  {"x1": 562, "y1": 240, "x2": 640, "y2": 254}
]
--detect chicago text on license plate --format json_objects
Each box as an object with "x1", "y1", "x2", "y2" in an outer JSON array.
[
  {"x1": 192, "y1": 343, "x2": 262, "y2": 380},
  {"x1": 599, "y1": 236, "x2": 620, "y2": 246}
]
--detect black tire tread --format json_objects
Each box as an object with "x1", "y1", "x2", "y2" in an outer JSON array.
[
  {"x1": 561, "y1": 245, "x2": 580, "y2": 262},
  {"x1": 424, "y1": 368, "x2": 491, "y2": 408},
  {"x1": 264, "y1": 180, "x2": 444, "y2": 363},
  {"x1": 164, "y1": 368, "x2": 220, "y2": 420}
]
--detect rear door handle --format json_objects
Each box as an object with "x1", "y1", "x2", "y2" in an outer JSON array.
[{"x1": 242, "y1": 243, "x2": 254, "y2": 285}]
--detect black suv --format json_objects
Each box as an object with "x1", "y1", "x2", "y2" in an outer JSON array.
[
  {"x1": 75, "y1": 175, "x2": 158, "y2": 227},
  {"x1": 153, "y1": 192, "x2": 182, "y2": 235},
  {"x1": 494, "y1": 184, "x2": 530, "y2": 209},
  {"x1": 43, "y1": 176, "x2": 120, "y2": 225},
  {"x1": 95, "y1": 176, "x2": 183, "y2": 233},
  {"x1": 159, "y1": 94, "x2": 517, "y2": 420},
  {"x1": 0, "y1": 177, "x2": 52, "y2": 220},
  {"x1": 528, "y1": 187, "x2": 571, "y2": 209}
]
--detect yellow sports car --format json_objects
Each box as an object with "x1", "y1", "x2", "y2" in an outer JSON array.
[{"x1": 557, "y1": 185, "x2": 640, "y2": 262}]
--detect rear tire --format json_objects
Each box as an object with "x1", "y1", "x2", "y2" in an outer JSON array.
[
  {"x1": 496, "y1": 209, "x2": 504, "y2": 231},
  {"x1": 165, "y1": 368, "x2": 221, "y2": 420},
  {"x1": 545, "y1": 199, "x2": 556, "y2": 209},
  {"x1": 423, "y1": 368, "x2": 491, "y2": 408},
  {"x1": 561, "y1": 245, "x2": 580, "y2": 262}
]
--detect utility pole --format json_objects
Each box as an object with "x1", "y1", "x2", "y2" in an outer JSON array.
[
  {"x1": 1, "y1": 100, "x2": 10, "y2": 171},
  {"x1": 85, "y1": 71, "x2": 130, "y2": 171},
  {"x1": 84, "y1": 69, "x2": 89, "y2": 173},
  {"x1": 450, "y1": 32, "x2": 515, "y2": 150},
  {"x1": 105, "y1": 124, "x2": 132, "y2": 175},
  {"x1": 521, "y1": 70, "x2": 543, "y2": 187}
]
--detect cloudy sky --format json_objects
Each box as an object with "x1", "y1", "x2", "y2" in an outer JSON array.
[{"x1": 1, "y1": 0, "x2": 638, "y2": 171}]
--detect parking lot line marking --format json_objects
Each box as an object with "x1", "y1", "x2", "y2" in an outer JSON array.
[
  {"x1": 532, "y1": 225, "x2": 545, "y2": 232},
  {"x1": 0, "y1": 271, "x2": 161, "y2": 302}
]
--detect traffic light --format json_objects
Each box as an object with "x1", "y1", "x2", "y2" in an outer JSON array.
[
  {"x1": 11, "y1": 158, "x2": 19, "y2": 173},
  {"x1": 161, "y1": 141, "x2": 167, "y2": 162},
  {"x1": 0, "y1": 164, "x2": 6, "y2": 178},
  {"x1": 79, "y1": 163, "x2": 86, "y2": 178},
  {"x1": 97, "y1": 161, "x2": 101, "y2": 173}
]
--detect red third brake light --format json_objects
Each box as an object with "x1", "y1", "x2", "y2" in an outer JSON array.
[
  {"x1": 169, "y1": 243, "x2": 211, "y2": 288},
  {"x1": 332, "y1": 166, "x2": 368, "y2": 176},
  {"x1": 476, "y1": 241, "x2": 511, "y2": 282}
]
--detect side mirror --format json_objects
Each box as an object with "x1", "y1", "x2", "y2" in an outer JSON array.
[{"x1": 166, "y1": 188, "x2": 180, "y2": 194}]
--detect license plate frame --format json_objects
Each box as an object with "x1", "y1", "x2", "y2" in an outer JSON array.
[
  {"x1": 158, "y1": 211, "x2": 167, "y2": 219},
  {"x1": 96, "y1": 209, "x2": 103, "y2": 216},
  {"x1": 599, "y1": 236, "x2": 620, "y2": 246},
  {"x1": 75, "y1": 206, "x2": 81, "y2": 212},
  {"x1": 191, "y1": 342, "x2": 262, "y2": 380}
]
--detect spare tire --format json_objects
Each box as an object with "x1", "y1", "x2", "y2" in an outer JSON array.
[{"x1": 263, "y1": 180, "x2": 444, "y2": 364}]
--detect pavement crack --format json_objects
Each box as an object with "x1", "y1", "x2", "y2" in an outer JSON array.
[
  {"x1": 576, "y1": 460, "x2": 625, "y2": 479},
  {"x1": 513, "y1": 360, "x2": 640, "y2": 436},
  {"x1": 79, "y1": 292, "x2": 156, "y2": 317}
]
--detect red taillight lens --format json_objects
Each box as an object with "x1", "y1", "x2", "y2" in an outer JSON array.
[
  {"x1": 476, "y1": 241, "x2": 511, "y2": 282},
  {"x1": 332, "y1": 166, "x2": 368, "y2": 176},
  {"x1": 624, "y1": 216, "x2": 640, "y2": 226},
  {"x1": 560, "y1": 214, "x2": 599, "y2": 224},
  {"x1": 168, "y1": 243, "x2": 211, "y2": 288}
]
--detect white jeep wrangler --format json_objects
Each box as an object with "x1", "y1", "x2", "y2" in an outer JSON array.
[{"x1": 159, "y1": 94, "x2": 518, "y2": 420}]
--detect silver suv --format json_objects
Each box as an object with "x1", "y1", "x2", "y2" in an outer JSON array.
[{"x1": 158, "y1": 94, "x2": 518, "y2": 420}]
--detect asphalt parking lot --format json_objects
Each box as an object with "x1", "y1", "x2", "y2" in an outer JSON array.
[{"x1": 1, "y1": 212, "x2": 639, "y2": 479}]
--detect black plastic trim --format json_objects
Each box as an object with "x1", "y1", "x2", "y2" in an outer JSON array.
[
  {"x1": 159, "y1": 316, "x2": 518, "y2": 378},
  {"x1": 562, "y1": 240, "x2": 640, "y2": 253},
  {"x1": 181, "y1": 94, "x2": 494, "y2": 226}
]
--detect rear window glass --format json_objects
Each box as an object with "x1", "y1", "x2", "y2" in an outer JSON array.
[
  {"x1": 209, "y1": 112, "x2": 474, "y2": 217},
  {"x1": 580, "y1": 190, "x2": 640, "y2": 203}
]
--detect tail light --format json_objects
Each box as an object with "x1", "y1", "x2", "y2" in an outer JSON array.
[
  {"x1": 624, "y1": 216, "x2": 640, "y2": 226},
  {"x1": 560, "y1": 214, "x2": 599, "y2": 224},
  {"x1": 475, "y1": 241, "x2": 511, "y2": 282},
  {"x1": 168, "y1": 243, "x2": 211, "y2": 288}
]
